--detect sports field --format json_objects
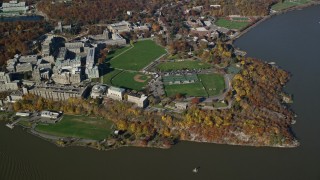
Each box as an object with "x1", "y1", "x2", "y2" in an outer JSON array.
[
  {"x1": 156, "y1": 60, "x2": 211, "y2": 71},
  {"x1": 271, "y1": 0, "x2": 312, "y2": 11},
  {"x1": 102, "y1": 69, "x2": 122, "y2": 85},
  {"x1": 35, "y1": 115, "x2": 114, "y2": 140},
  {"x1": 215, "y1": 18, "x2": 250, "y2": 30},
  {"x1": 164, "y1": 82, "x2": 208, "y2": 97},
  {"x1": 109, "y1": 40, "x2": 166, "y2": 71},
  {"x1": 164, "y1": 73, "x2": 225, "y2": 97},
  {"x1": 111, "y1": 71, "x2": 150, "y2": 90},
  {"x1": 198, "y1": 74, "x2": 225, "y2": 96},
  {"x1": 106, "y1": 46, "x2": 132, "y2": 62}
]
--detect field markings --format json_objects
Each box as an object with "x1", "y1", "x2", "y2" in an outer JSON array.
[{"x1": 109, "y1": 45, "x2": 134, "y2": 62}]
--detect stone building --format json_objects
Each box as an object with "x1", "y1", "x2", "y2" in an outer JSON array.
[
  {"x1": 19, "y1": 55, "x2": 38, "y2": 64},
  {"x1": 107, "y1": 86, "x2": 125, "y2": 101},
  {"x1": 15, "y1": 63, "x2": 33, "y2": 72},
  {"x1": 7, "y1": 90, "x2": 23, "y2": 102},
  {"x1": 90, "y1": 84, "x2": 107, "y2": 99},
  {"x1": 107, "y1": 21, "x2": 131, "y2": 33},
  {"x1": 89, "y1": 29, "x2": 110, "y2": 41},
  {"x1": 28, "y1": 84, "x2": 89, "y2": 101},
  {"x1": 175, "y1": 102, "x2": 188, "y2": 110},
  {"x1": 36, "y1": 59, "x2": 52, "y2": 69},
  {"x1": 0, "y1": 72, "x2": 12, "y2": 83},
  {"x1": 0, "y1": 82, "x2": 19, "y2": 92},
  {"x1": 127, "y1": 94, "x2": 149, "y2": 108},
  {"x1": 55, "y1": 56, "x2": 81, "y2": 69},
  {"x1": 51, "y1": 72, "x2": 81, "y2": 85},
  {"x1": 1, "y1": 1, "x2": 27, "y2": 13},
  {"x1": 86, "y1": 66, "x2": 99, "y2": 79},
  {"x1": 57, "y1": 47, "x2": 67, "y2": 61},
  {"x1": 86, "y1": 48, "x2": 95, "y2": 68},
  {"x1": 32, "y1": 67, "x2": 51, "y2": 81},
  {"x1": 65, "y1": 42, "x2": 85, "y2": 54},
  {"x1": 55, "y1": 21, "x2": 72, "y2": 33},
  {"x1": 6, "y1": 58, "x2": 17, "y2": 72}
]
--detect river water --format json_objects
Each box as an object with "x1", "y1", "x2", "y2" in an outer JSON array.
[
  {"x1": 1, "y1": 5, "x2": 320, "y2": 180},
  {"x1": 0, "y1": 16, "x2": 43, "y2": 22}
]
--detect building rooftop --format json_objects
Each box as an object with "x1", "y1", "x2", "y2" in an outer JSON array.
[{"x1": 109, "y1": 86, "x2": 125, "y2": 93}]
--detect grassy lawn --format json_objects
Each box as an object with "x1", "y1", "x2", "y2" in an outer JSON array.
[
  {"x1": 35, "y1": 115, "x2": 114, "y2": 140},
  {"x1": 106, "y1": 46, "x2": 132, "y2": 61},
  {"x1": 111, "y1": 71, "x2": 150, "y2": 91},
  {"x1": 198, "y1": 74, "x2": 225, "y2": 96},
  {"x1": 109, "y1": 40, "x2": 166, "y2": 71},
  {"x1": 271, "y1": 0, "x2": 312, "y2": 11},
  {"x1": 227, "y1": 64, "x2": 241, "y2": 74},
  {"x1": 213, "y1": 102, "x2": 228, "y2": 108},
  {"x1": 215, "y1": 18, "x2": 250, "y2": 30},
  {"x1": 102, "y1": 69, "x2": 122, "y2": 85},
  {"x1": 165, "y1": 82, "x2": 208, "y2": 97},
  {"x1": 18, "y1": 120, "x2": 32, "y2": 128},
  {"x1": 156, "y1": 61, "x2": 211, "y2": 71},
  {"x1": 231, "y1": 17, "x2": 250, "y2": 21}
]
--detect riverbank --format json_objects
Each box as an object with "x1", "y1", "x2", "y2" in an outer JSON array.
[
  {"x1": 230, "y1": 0, "x2": 320, "y2": 43},
  {"x1": 0, "y1": 0, "x2": 306, "y2": 152}
]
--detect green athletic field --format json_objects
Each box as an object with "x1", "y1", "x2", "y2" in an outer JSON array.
[
  {"x1": 215, "y1": 18, "x2": 250, "y2": 30},
  {"x1": 156, "y1": 60, "x2": 211, "y2": 71},
  {"x1": 198, "y1": 74, "x2": 225, "y2": 96},
  {"x1": 111, "y1": 71, "x2": 150, "y2": 91},
  {"x1": 164, "y1": 73, "x2": 225, "y2": 97},
  {"x1": 108, "y1": 40, "x2": 166, "y2": 71},
  {"x1": 164, "y1": 82, "x2": 208, "y2": 97},
  {"x1": 35, "y1": 115, "x2": 114, "y2": 140}
]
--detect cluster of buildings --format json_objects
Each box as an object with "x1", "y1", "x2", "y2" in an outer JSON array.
[
  {"x1": 41, "y1": 35, "x2": 100, "y2": 85},
  {"x1": 93, "y1": 85, "x2": 149, "y2": 108},
  {"x1": 0, "y1": 17, "x2": 155, "y2": 111},
  {"x1": 89, "y1": 21, "x2": 149, "y2": 46},
  {"x1": 28, "y1": 84, "x2": 90, "y2": 101}
]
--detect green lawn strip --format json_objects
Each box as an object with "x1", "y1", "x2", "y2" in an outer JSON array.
[
  {"x1": 231, "y1": 17, "x2": 250, "y2": 21},
  {"x1": 164, "y1": 82, "x2": 208, "y2": 97},
  {"x1": 227, "y1": 64, "x2": 241, "y2": 74},
  {"x1": 271, "y1": 0, "x2": 312, "y2": 11},
  {"x1": 213, "y1": 102, "x2": 228, "y2": 108},
  {"x1": 156, "y1": 61, "x2": 211, "y2": 71},
  {"x1": 111, "y1": 71, "x2": 150, "y2": 91},
  {"x1": 18, "y1": 120, "x2": 32, "y2": 128},
  {"x1": 35, "y1": 115, "x2": 114, "y2": 140},
  {"x1": 106, "y1": 45, "x2": 132, "y2": 62},
  {"x1": 102, "y1": 69, "x2": 123, "y2": 85},
  {"x1": 198, "y1": 74, "x2": 225, "y2": 96},
  {"x1": 109, "y1": 40, "x2": 166, "y2": 71},
  {"x1": 215, "y1": 18, "x2": 250, "y2": 30}
]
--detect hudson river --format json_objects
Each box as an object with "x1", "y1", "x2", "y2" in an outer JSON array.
[{"x1": 1, "y1": 5, "x2": 320, "y2": 180}]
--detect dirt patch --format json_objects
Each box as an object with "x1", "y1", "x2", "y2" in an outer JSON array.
[{"x1": 134, "y1": 74, "x2": 150, "y2": 83}]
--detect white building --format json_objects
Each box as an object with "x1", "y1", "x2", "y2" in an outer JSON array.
[
  {"x1": 16, "y1": 112, "x2": 31, "y2": 117},
  {"x1": 90, "y1": 85, "x2": 107, "y2": 99},
  {"x1": 127, "y1": 94, "x2": 149, "y2": 108},
  {"x1": 175, "y1": 102, "x2": 188, "y2": 110},
  {"x1": 107, "y1": 21, "x2": 131, "y2": 33},
  {"x1": 86, "y1": 48, "x2": 95, "y2": 68},
  {"x1": 1, "y1": 1, "x2": 27, "y2": 13},
  {"x1": 40, "y1": 111, "x2": 60, "y2": 119},
  {"x1": 107, "y1": 86, "x2": 125, "y2": 101}
]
